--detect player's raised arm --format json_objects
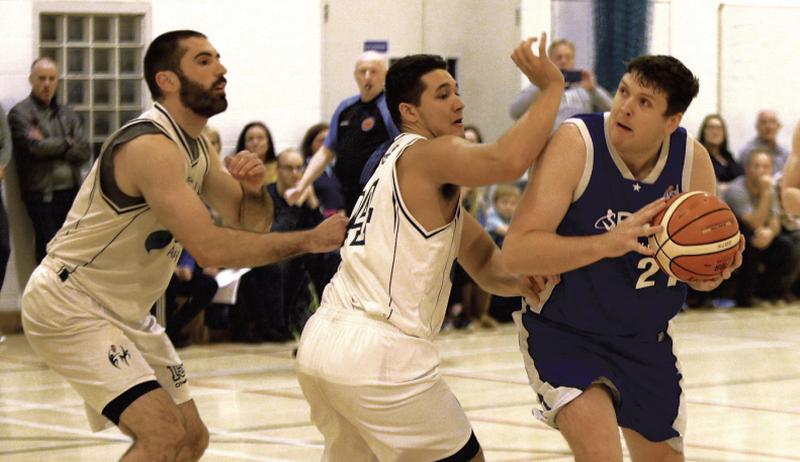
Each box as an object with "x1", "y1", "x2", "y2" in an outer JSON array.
[
  {"x1": 402, "y1": 33, "x2": 565, "y2": 188},
  {"x1": 782, "y1": 122, "x2": 800, "y2": 215}
]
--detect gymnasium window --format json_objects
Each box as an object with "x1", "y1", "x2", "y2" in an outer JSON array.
[{"x1": 39, "y1": 13, "x2": 146, "y2": 158}]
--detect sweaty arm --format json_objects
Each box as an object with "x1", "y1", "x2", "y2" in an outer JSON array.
[
  {"x1": 501, "y1": 124, "x2": 663, "y2": 275},
  {"x1": 116, "y1": 135, "x2": 345, "y2": 268},
  {"x1": 202, "y1": 151, "x2": 272, "y2": 232}
]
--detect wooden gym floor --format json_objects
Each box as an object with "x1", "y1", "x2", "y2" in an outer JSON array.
[{"x1": 1, "y1": 305, "x2": 799, "y2": 461}]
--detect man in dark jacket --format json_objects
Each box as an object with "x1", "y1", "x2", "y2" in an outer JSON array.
[{"x1": 8, "y1": 57, "x2": 91, "y2": 262}]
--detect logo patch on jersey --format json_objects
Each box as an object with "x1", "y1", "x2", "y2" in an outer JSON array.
[
  {"x1": 167, "y1": 364, "x2": 188, "y2": 388},
  {"x1": 145, "y1": 230, "x2": 174, "y2": 253},
  {"x1": 108, "y1": 344, "x2": 131, "y2": 368},
  {"x1": 594, "y1": 209, "x2": 633, "y2": 231},
  {"x1": 361, "y1": 116, "x2": 376, "y2": 132},
  {"x1": 663, "y1": 184, "x2": 681, "y2": 199}
]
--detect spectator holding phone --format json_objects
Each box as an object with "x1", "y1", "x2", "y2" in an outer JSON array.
[{"x1": 508, "y1": 38, "x2": 612, "y2": 132}]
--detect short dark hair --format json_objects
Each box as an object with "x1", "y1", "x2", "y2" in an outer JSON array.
[
  {"x1": 144, "y1": 30, "x2": 206, "y2": 100},
  {"x1": 624, "y1": 55, "x2": 699, "y2": 116},
  {"x1": 385, "y1": 54, "x2": 448, "y2": 128},
  {"x1": 300, "y1": 122, "x2": 329, "y2": 158},
  {"x1": 235, "y1": 121, "x2": 276, "y2": 162}
]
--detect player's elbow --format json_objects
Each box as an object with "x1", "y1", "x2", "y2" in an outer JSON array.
[{"x1": 500, "y1": 234, "x2": 527, "y2": 274}]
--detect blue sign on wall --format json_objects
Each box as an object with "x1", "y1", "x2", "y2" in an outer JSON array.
[{"x1": 363, "y1": 40, "x2": 388, "y2": 53}]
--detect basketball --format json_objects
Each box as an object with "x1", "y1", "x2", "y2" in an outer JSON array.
[{"x1": 648, "y1": 191, "x2": 741, "y2": 282}]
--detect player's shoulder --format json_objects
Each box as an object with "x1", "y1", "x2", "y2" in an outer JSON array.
[{"x1": 115, "y1": 132, "x2": 180, "y2": 164}]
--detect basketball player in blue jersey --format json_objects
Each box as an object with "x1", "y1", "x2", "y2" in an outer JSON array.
[
  {"x1": 296, "y1": 34, "x2": 563, "y2": 461},
  {"x1": 502, "y1": 56, "x2": 744, "y2": 461},
  {"x1": 21, "y1": 30, "x2": 347, "y2": 461}
]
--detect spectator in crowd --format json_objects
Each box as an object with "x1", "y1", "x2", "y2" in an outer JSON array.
[
  {"x1": 202, "y1": 125, "x2": 222, "y2": 155},
  {"x1": 8, "y1": 57, "x2": 91, "y2": 262},
  {"x1": 486, "y1": 184, "x2": 524, "y2": 323},
  {"x1": 508, "y1": 38, "x2": 613, "y2": 131},
  {"x1": 286, "y1": 51, "x2": 399, "y2": 214},
  {"x1": 738, "y1": 110, "x2": 790, "y2": 173},
  {"x1": 698, "y1": 114, "x2": 742, "y2": 189},
  {"x1": 724, "y1": 149, "x2": 800, "y2": 306},
  {"x1": 232, "y1": 148, "x2": 339, "y2": 342},
  {"x1": 300, "y1": 122, "x2": 344, "y2": 216},
  {"x1": 235, "y1": 121, "x2": 277, "y2": 184},
  {"x1": 165, "y1": 250, "x2": 219, "y2": 348}
]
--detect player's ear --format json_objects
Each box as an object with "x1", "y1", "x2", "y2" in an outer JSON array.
[
  {"x1": 399, "y1": 102, "x2": 418, "y2": 124},
  {"x1": 664, "y1": 112, "x2": 682, "y2": 135}
]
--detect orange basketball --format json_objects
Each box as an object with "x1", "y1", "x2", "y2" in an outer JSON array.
[{"x1": 648, "y1": 191, "x2": 740, "y2": 282}]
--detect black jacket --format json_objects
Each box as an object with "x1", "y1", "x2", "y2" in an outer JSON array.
[{"x1": 8, "y1": 95, "x2": 91, "y2": 200}]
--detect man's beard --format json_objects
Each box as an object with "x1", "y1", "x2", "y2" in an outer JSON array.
[{"x1": 177, "y1": 72, "x2": 228, "y2": 118}]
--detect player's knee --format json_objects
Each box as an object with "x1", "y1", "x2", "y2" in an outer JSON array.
[
  {"x1": 135, "y1": 423, "x2": 187, "y2": 461},
  {"x1": 181, "y1": 422, "x2": 209, "y2": 461}
]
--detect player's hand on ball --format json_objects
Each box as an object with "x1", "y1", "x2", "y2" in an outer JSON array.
[
  {"x1": 687, "y1": 234, "x2": 745, "y2": 291},
  {"x1": 225, "y1": 151, "x2": 266, "y2": 192},
  {"x1": 308, "y1": 213, "x2": 348, "y2": 253},
  {"x1": 603, "y1": 198, "x2": 666, "y2": 258}
]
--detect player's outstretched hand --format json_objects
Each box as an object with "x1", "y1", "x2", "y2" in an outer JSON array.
[
  {"x1": 603, "y1": 198, "x2": 667, "y2": 258},
  {"x1": 307, "y1": 213, "x2": 348, "y2": 253},
  {"x1": 519, "y1": 274, "x2": 560, "y2": 305},
  {"x1": 511, "y1": 32, "x2": 564, "y2": 92},
  {"x1": 225, "y1": 150, "x2": 266, "y2": 192},
  {"x1": 687, "y1": 233, "x2": 745, "y2": 291}
]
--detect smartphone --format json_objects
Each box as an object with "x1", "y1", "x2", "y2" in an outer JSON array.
[{"x1": 561, "y1": 69, "x2": 583, "y2": 83}]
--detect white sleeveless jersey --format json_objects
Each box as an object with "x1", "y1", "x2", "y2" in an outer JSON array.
[
  {"x1": 45, "y1": 102, "x2": 209, "y2": 321},
  {"x1": 320, "y1": 132, "x2": 464, "y2": 340}
]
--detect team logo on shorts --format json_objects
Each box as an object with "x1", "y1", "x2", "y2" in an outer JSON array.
[
  {"x1": 167, "y1": 364, "x2": 188, "y2": 388},
  {"x1": 108, "y1": 345, "x2": 131, "y2": 368},
  {"x1": 361, "y1": 116, "x2": 375, "y2": 132}
]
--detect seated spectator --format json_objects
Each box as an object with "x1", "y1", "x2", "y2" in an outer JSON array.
[
  {"x1": 301, "y1": 122, "x2": 344, "y2": 216},
  {"x1": 235, "y1": 121, "x2": 277, "y2": 184},
  {"x1": 202, "y1": 125, "x2": 222, "y2": 155},
  {"x1": 723, "y1": 149, "x2": 800, "y2": 307},
  {"x1": 165, "y1": 250, "x2": 219, "y2": 348},
  {"x1": 486, "y1": 185, "x2": 523, "y2": 322},
  {"x1": 738, "y1": 110, "x2": 790, "y2": 174},
  {"x1": 231, "y1": 148, "x2": 339, "y2": 342},
  {"x1": 699, "y1": 114, "x2": 742, "y2": 190}
]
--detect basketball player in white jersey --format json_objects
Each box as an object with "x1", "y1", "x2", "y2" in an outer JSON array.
[
  {"x1": 295, "y1": 34, "x2": 563, "y2": 462},
  {"x1": 21, "y1": 30, "x2": 347, "y2": 461}
]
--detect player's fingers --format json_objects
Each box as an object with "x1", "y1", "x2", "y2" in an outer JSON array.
[
  {"x1": 635, "y1": 240, "x2": 655, "y2": 256},
  {"x1": 538, "y1": 32, "x2": 547, "y2": 58},
  {"x1": 639, "y1": 223, "x2": 662, "y2": 237}
]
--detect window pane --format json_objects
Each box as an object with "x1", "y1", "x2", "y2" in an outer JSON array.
[
  {"x1": 120, "y1": 111, "x2": 140, "y2": 126},
  {"x1": 119, "y1": 79, "x2": 141, "y2": 105},
  {"x1": 93, "y1": 48, "x2": 113, "y2": 74},
  {"x1": 94, "y1": 80, "x2": 114, "y2": 105},
  {"x1": 119, "y1": 48, "x2": 141, "y2": 74},
  {"x1": 94, "y1": 111, "x2": 115, "y2": 137},
  {"x1": 75, "y1": 111, "x2": 89, "y2": 131},
  {"x1": 66, "y1": 48, "x2": 89, "y2": 73},
  {"x1": 66, "y1": 80, "x2": 88, "y2": 105},
  {"x1": 67, "y1": 16, "x2": 86, "y2": 42},
  {"x1": 93, "y1": 16, "x2": 112, "y2": 42},
  {"x1": 41, "y1": 15, "x2": 61, "y2": 42},
  {"x1": 119, "y1": 16, "x2": 140, "y2": 43}
]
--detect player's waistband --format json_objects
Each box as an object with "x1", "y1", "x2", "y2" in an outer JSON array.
[
  {"x1": 40, "y1": 256, "x2": 73, "y2": 282},
  {"x1": 522, "y1": 308, "x2": 669, "y2": 344}
]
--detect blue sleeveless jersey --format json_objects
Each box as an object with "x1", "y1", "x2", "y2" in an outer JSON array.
[{"x1": 533, "y1": 113, "x2": 695, "y2": 336}]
